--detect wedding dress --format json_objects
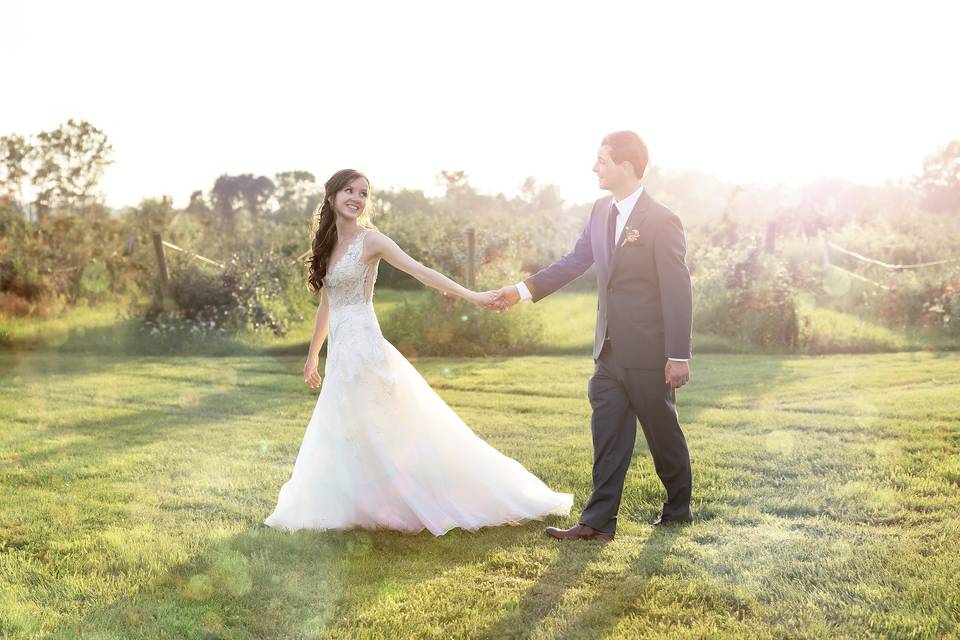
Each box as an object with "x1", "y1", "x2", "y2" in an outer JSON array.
[{"x1": 264, "y1": 229, "x2": 572, "y2": 535}]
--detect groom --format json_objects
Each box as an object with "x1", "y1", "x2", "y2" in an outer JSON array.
[{"x1": 491, "y1": 131, "x2": 694, "y2": 540}]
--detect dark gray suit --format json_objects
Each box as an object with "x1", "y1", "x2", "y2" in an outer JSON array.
[{"x1": 524, "y1": 189, "x2": 693, "y2": 531}]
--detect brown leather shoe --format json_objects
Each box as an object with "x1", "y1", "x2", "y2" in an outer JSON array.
[{"x1": 544, "y1": 523, "x2": 615, "y2": 541}]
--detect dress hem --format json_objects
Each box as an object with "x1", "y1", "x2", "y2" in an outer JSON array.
[{"x1": 263, "y1": 493, "x2": 574, "y2": 537}]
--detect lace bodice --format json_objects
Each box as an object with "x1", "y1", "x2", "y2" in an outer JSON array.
[
  {"x1": 322, "y1": 229, "x2": 387, "y2": 384},
  {"x1": 323, "y1": 229, "x2": 379, "y2": 309}
]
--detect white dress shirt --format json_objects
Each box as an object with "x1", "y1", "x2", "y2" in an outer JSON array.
[
  {"x1": 612, "y1": 184, "x2": 644, "y2": 246},
  {"x1": 513, "y1": 185, "x2": 687, "y2": 362}
]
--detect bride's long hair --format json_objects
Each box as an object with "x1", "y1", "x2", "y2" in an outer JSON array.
[{"x1": 306, "y1": 168, "x2": 372, "y2": 294}]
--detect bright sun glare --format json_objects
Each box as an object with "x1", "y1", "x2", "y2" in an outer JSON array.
[{"x1": 4, "y1": 0, "x2": 959, "y2": 207}]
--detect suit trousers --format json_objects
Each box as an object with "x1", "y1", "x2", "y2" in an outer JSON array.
[{"x1": 579, "y1": 339, "x2": 693, "y2": 532}]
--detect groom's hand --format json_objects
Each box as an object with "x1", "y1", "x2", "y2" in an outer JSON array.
[
  {"x1": 665, "y1": 360, "x2": 690, "y2": 389},
  {"x1": 492, "y1": 286, "x2": 520, "y2": 311}
]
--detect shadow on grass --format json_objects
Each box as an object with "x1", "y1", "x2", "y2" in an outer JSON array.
[
  {"x1": 476, "y1": 527, "x2": 682, "y2": 639},
  {"x1": 555, "y1": 528, "x2": 683, "y2": 639},
  {"x1": 48, "y1": 521, "x2": 550, "y2": 638},
  {"x1": 2, "y1": 337, "x2": 312, "y2": 489},
  {"x1": 477, "y1": 539, "x2": 605, "y2": 639}
]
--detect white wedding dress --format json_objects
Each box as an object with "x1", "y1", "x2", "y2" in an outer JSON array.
[{"x1": 264, "y1": 229, "x2": 572, "y2": 535}]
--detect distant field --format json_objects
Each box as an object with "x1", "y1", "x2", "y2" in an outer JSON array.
[{"x1": 1, "y1": 341, "x2": 959, "y2": 637}]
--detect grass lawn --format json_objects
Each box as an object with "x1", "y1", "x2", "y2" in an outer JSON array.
[{"x1": 2, "y1": 320, "x2": 959, "y2": 639}]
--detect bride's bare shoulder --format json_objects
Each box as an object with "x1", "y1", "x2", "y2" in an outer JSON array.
[{"x1": 362, "y1": 228, "x2": 393, "y2": 258}]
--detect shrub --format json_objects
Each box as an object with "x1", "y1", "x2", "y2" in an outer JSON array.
[
  {"x1": 920, "y1": 274, "x2": 960, "y2": 337},
  {"x1": 381, "y1": 291, "x2": 544, "y2": 357},
  {"x1": 133, "y1": 251, "x2": 305, "y2": 337},
  {"x1": 0, "y1": 202, "x2": 144, "y2": 314},
  {"x1": 379, "y1": 248, "x2": 545, "y2": 358},
  {"x1": 693, "y1": 243, "x2": 802, "y2": 351}
]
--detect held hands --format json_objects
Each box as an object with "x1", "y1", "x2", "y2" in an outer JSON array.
[
  {"x1": 304, "y1": 358, "x2": 322, "y2": 388},
  {"x1": 469, "y1": 290, "x2": 498, "y2": 309},
  {"x1": 468, "y1": 286, "x2": 519, "y2": 311},
  {"x1": 492, "y1": 286, "x2": 520, "y2": 310},
  {"x1": 475, "y1": 285, "x2": 520, "y2": 311},
  {"x1": 665, "y1": 360, "x2": 690, "y2": 390}
]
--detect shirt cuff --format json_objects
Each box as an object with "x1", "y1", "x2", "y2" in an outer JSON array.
[{"x1": 515, "y1": 281, "x2": 532, "y2": 301}]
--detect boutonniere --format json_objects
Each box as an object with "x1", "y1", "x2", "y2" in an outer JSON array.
[{"x1": 621, "y1": 228, "x2": 641, "y2": 246}]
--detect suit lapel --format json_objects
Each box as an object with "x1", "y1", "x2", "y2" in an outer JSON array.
[{"x1": 605, "y1": 190, "x2": 653, "y2": 286}]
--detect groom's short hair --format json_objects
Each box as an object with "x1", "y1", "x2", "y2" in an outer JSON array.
[{"x1": 602, "y1": 131, "x2": 649, "y2": 179}]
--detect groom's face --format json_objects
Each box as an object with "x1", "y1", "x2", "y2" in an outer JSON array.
[{"x1": 593, "y1": 145, "x2": 630, "y2": 192}]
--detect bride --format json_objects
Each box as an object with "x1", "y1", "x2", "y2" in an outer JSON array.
[{"x1": 264, "y1": 169, "x2": 572, "y2": 536}]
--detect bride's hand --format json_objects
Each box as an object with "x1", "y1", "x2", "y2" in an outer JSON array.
[
  {"x1": 469, "y1": 290, "x2": 498, "y2": 309},
  {"x1": 304, "y1": 359, "x2": 322, "y2": 388}
]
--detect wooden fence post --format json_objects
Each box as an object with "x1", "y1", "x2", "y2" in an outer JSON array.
[{"x1": 151, "y1": 231, "x2": 173, "y2": 309}]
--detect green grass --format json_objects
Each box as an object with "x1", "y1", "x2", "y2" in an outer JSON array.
[
  {"x1": 2, "y1": 290, "x2": 953, "y2": 358},
  {"x1": 0, "y1": 289, "x2": 437, "y2": 356},
  {"x1": 2, "y1": 336, "x2": 959, "y2": 638},
  {"x1": 797, "y1": 304, "x2": 958, "y2": 354}
]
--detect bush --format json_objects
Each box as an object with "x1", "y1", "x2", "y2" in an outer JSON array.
[
  {"x1": 919, "y1": 274, "x2": 960, "y2": 337},
  {"x1": 131, "y1": 251, "x2": 305, "y2": 337},
  {"x1": 693, "y1": 243, "x2": 802, "y2": 350},
  {"x1": 381, "y1": 291, "x2": 544, "y2": 357},
  {"x1": 0, "y1": 201, "x2": 143, "y2": 314},
  {"x1": 379, "y1": 250, "x2": 547, "y2": 356}
]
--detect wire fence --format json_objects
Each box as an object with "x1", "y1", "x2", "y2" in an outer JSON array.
[
  {"x1": 827, "y1": 241, "x2": 960, "y2": 270},
  {"x1": 149, "y1": 228, "x2": 480, "y2": 292},
  {"x1": 823, "y1": 238, "x2": 959, "y2": 290},
  {"x1": 161, "y1": 241, "x2": 312, "y2": 269},
  {"x1": 160, "y1": 240, "x2": 226, "y2": 269}
]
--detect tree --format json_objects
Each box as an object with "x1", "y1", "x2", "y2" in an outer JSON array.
[
  {"x1": 516, "y1": 177, "x2": 563, "y2": 214},
  {"x1": 130, "y1": 196, "x2": 176, "y2": 236},
  {"x1": 236, "y1": 173, "x2": 275, "y2": 226},
  {"x1": 0, "y1": 134, "x2": 32, "y2": 212},
  {"x1": 29, "y1": 119, "x2": 113, "y2": 219},
  {"x1": 916, "y1": 140, "x2": 960, "y2": 214},
  {"x1": 709, "y1": 185, "x2": 742, "y2": 247},
  {"x1": 210, "y1": 173, "x2": 275, "y2": 230},
  {"x1": 186, "y1": 190, "x2": 211, "y2": 217},
  {"x1": 273, "y1": 170, "x2": 317, "y2": 220},
  {"x1": 210, "y1": 174, "x2": 243, "y2": 231}
]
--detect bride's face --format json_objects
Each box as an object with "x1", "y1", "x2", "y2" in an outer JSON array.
[{"x1": 332, "y1": 176, "x2": 369, "y2": 220}]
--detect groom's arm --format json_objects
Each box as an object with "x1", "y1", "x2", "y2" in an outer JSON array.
[
  {"x1": 515, "y1": 206, "x2": 597, "y2": 303},
  {"x1": 654, "y1": 212, "x2": 693, "y2": 361}
]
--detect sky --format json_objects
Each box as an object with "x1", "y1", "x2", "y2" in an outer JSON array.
[{"x1": 4, "y1": 0, "x2": 959, "y2": 209}]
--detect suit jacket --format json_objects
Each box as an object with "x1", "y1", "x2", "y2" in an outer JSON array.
[{"x1": 524, "y1": 190, "x2": 693, "y2": 369}]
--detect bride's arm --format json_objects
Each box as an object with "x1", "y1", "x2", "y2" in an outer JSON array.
[
  {"x1": 365, "y1": 230, "x2": 489, "y2": 304},
  {"x1": 304, "y1": 292, "x2": 329, "y2": 387},
  {"x1": 307, "y1": 291, "x2": 330, "y2": 358}
]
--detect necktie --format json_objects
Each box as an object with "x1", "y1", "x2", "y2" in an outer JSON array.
[{"x1": 608, "y1": 204, "x2": 618, "y2": 253}]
